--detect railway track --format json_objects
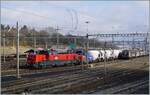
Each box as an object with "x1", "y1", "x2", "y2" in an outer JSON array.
[
  {"x1": 85, "y1": 63, "x2": 149, "y2": 94},
  {"x1": 2, "y1": 56, "x2": 147, "y2": 76},
  {"x1": 2, "y1": 68, "x2": 105, "y2": 93},
  {"x1": 34, "y1": 57, "x2": 149, "y2": 93},
  {"x1": 1, "y1": 68, "x2": 83, "y2": 87},
  {"x1": 2, "y1": 56, "x2": 148, "y2": 94},
  {"x1": 2, "y1": 57, "x2": 140, "y2": 86},
  {"x1": 113, "y1": 78, "x2": 149, "y2": 94},
  {"x1": 2, "y1": 64, "x2": 83, "y2": 77},
  {"x1": 90, "y1": 74, "x2": 148, "y2": 94},
  {"x1": 48, "y1": 63, "x2": 149, "y2": 94}
]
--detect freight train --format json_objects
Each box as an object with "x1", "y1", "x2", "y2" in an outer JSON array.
[{"x1": 25, "y1": 48, "x2": 148, "y2": 68}]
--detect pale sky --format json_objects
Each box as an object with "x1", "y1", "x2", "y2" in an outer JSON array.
[{"x1": 1, "y1": 1, "x2": 149, "y2": 35}]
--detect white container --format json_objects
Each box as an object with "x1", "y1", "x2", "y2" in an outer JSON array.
[{"x1": 88, "y1": 50, "x2": 100, "y2": 62}]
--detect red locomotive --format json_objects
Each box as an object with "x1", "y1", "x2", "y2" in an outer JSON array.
[{"x1": 25, "y1": 49, "x2": 86, "y2": 68}]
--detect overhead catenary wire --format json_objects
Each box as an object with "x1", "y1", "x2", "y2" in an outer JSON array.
[
  {"x1": 2, "y1": 7, "x2": 58, "y2": 27},
  {"x1": 2, "y1": 7, "x2": 79, "y2": 31},
  {"x1": 66, "y1": 8, "x2": 74, "y2": 30},
  {"x1": 2, "y1": 7, "x2": 81, "y2": 42}
]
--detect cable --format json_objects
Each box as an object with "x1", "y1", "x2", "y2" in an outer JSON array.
[
  {"x1": 66, "y1": 8, "x2": 74, "y2": 29},
  {"x1": 71, "y1": 9, "x2": 78, "y2": 30},
  {"x1": 2, "y1": 7, "x2": 57, "y2": 25}
]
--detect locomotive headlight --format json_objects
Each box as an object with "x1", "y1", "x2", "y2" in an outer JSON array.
[{"x1": 54, "y1": 56, "x2": 58, "y2": 60}]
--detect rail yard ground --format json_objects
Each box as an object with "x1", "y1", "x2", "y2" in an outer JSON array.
[{"x1": 1, "y1": 56, "x2": 149, "y2": 94}]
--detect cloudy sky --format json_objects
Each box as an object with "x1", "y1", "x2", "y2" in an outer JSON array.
[{"x1": 1, "y1": 1, "x2": 149, "y2": 35}]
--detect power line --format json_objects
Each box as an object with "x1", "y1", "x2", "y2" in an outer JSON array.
[
  {"x1": 2, "y1": 7, "x2": 57, "y2": 25},
  {"x1": 66, "y1": 8, "x2": 74, "y2": 29},
  {"x1": 2, "y1": 7, "x2": 81, "y2": 32}
]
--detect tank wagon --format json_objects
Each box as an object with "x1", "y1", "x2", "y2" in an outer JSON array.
[
  {"x1": 87, "y1": 50, "x2": 100, "y2": 62},
  {"x1": 111, "y1": 49, "x2": 123, "y2": 59},
  {"x1": 90, "y1": 49, "x2": 122, "y2": 62},
  {"x1": 82, "y1": 49, "x2": 123, "y2": 62}
]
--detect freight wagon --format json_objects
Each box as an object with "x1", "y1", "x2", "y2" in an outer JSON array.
[{"x1": 118, "y1": 49, "x2": 147, "y2": 59}]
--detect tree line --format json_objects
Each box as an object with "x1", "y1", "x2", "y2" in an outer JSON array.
[{"x1": 1, "y1": 24, "x2": 117, "y2": 49}]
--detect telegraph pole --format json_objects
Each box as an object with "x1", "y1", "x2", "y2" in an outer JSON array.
[
  {"x1": 74, "y1": 37, "x2": 77, "y2": 47},
  {"x1": 12, "y1": 27, "x2": 15, "y2": 49},
  {"x1": 86, "y1": 33, "x2": 89, "y2": 66},
  {"x1": 33, "y1": 30, "x2": 36, "y2": 49},
  {"x1": 132, "y1": 36, "x2": 135, "y2": 50},
  {"x1": 93, "y1": 38, "x2": 95, "y2": 48},
  {"x1": 85, "y1": 21, "x2": 90, "y2": 67},
  {"x1": 123, "y1": 40, "x2": 125, "y2": 49},
  {"x1": 145, "y1": 37, "x2": 148, "y2": 55},
  {"x1": 56, "y1": 26, "x2": 60, "y2": 49},
  {"x1": 104, "y1": 41, "x2": 107, "y2": 81},
  {"x1": 45, "y1": 38, "x2": 48, "y2": 49},
  {"x1": 16, "y1": 22, "x2": 20, "y2": 78},
  {"x1": 3, "y1": 29, "x2": 5, "y2": 63},
  {"x1": 112, "y1": 35, "x2": 114, "y2": 47},
  {"x1": 13, "y1": 37, "x2": 15, "y2": 49}
]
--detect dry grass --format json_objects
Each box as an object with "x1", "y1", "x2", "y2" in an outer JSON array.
[{"x1": 1, "y1": 46, "x2": 32, "y2": 55}]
